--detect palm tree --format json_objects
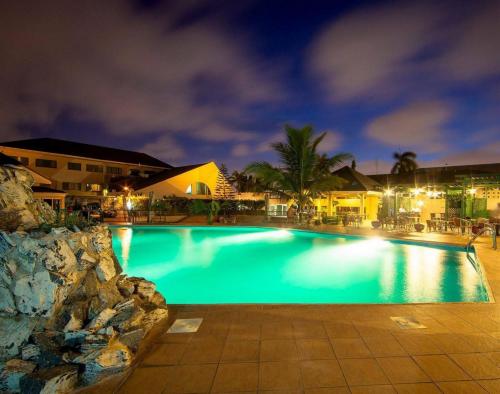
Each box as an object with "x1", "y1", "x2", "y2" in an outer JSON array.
[
  {"x1": 391, "y1": 151, "x2": 418, "y2": 174},
  {"x1": 244, "y1": 125, "x2": 352, "y2": 222}
]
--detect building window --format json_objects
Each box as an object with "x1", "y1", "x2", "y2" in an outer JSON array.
[
  {"x1": 106, "y1": 166, "x2": 122, "y2": 175},
  {"x1": 269, "y1": 204, "x2": 287, "y2": 217},
  {"x1": 195, "y1": 182, "x2": 211, "y2": 195},
  {"x1": 36, "y1": 158, "x2": 57, "y2": 168},
  {"x1": 129, "y1": 169, "x2": 140, "y2": 176},
  {"x1": 62, "y1": 182, "x2": 81, "y2": 191},
  {"x1": 86, "y1": 164, "x2": 103, "y2": 173},
  {"x1": 85, "y1": 184, "x2": 102, "y2": 192},
  {"x1": 68, "y1": 162, "x2": 81, "y2": 171},
  {"x1": 186, "y1": 184, "x2": 192, "y2": 194}
]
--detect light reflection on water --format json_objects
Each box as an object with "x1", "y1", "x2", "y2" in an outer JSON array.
[{"x1": 111, "y1": 226, "x2": 489, "y2": 304}]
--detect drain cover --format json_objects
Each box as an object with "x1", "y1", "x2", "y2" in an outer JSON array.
[
  {"x1": 167, "y1": 318, "x2": 203, "y2": 333},
  {"x1": 391, "y1": 316, "x2": 427, "y2": 329}
]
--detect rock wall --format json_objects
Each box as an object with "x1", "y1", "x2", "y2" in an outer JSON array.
[
  {"x1": 0, "y1": 166, "x2": 168, "y2": 393},
  {"x1": 0, "y1": 165, "x2": 55, "y2": 232}
]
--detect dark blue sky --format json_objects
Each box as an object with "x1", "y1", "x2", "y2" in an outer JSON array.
[{"x1": 1, "y1": 0, "x2": 499, "y2": 173}]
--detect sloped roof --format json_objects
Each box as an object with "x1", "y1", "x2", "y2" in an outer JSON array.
[
  {"x1": 333, "y1": 166, "x2": 382, "y2": 191},
  {"x1": 110, "y1": 162, "x2": 209, "y2": 191},
  {"x1": 32, "y1": 185, "x2": 66, "y2": 194},
  {"x1": 369, "y1": 162, "x2": 500, "y2": 186},
  {"x1": 0, "y1": 138, "x2": 171, "y2": 168},
  {"x1": 0, "y1": 152, "x2": 22, "y2": 166}
]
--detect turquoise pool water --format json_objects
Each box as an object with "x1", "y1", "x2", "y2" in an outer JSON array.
[{"x1": 111, "y1": 226, "x2": 489, "y2": 304}]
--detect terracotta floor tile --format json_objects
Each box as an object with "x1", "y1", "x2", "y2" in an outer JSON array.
[
  {"x1": 413, "y1": 355, "x2": 470, "y2": 382},
  {"x1": 212, "y1": 363, "x2": 259, "y2": 392},
  {"x1": 293, "y1": 322, "x2": 328, "y2": 339},
  {"x1": 354, "y1": 321, "x2": 394, "y2": 337},
  {"x1": 437, "y1": 380, "x2": 488, "y2": 393},
  {"x1": 162, "y1": 364, "x2": 217, "y2": 393},
  {"x1": 430, "y1": 333, "x2": 475, "y2": 354},
  {"x1": 461, "y1": 333, "x2": 500, "y2": 352},
  {"x1": 376, "y1": 357, "x2": 430, "y2": 384},
  {"x1": 259, "y1": 362, "x2": 302, "y2": 390},
  {"x1": 394, "y1": 335, "x2": 442, "y2": 355},
  {"x1": 261, "y1": 322, "x2": 295, "y2": 340},
  {"x1": 487, "y1": 351, "x2": 500, "y2": 366},
  {"x1": 118, "y1": 367, "x2": 169, "y2": 394},
  {"x1": 363, "y1": 336, "x2": 407, "y2": 357},
  {"x1": 141, "y1": 343, "x2": 187, "y2": 366},
  {"x1": 331, "y1": 338, "x2": 371, "y2": 359},
  {"x1": 157, "y1": 332, "x2": 194, "y2": 344},
  {"x1": 260, "y1": 339, "x2": 299, "y2": 361},
  {"x1": 297, "y1": 339, "x2": 335, "y2": 360},
  {"x1": 196, "y1": 321, "x2": 230, "y2": 338},
  {"x1": 449, "y1": 353, "x2": 500, "y2": 379},
  {"x1": 477, "y1": 379, "x2": 500, "y2": 393},
  {"x1": 300, "y1": 359, "x2": 346, "y2": 388},
  {"x1": 393, "y1": 383, "x2": 441, "y2": 393},
  {"x1": 305, "y1": 388, "x2": 350, "y2": 394},
  {"x1": 221, "y1": 340, "x2": 260, "y2": 363},
  {"x1": 324, "y1": 321, "x2": 360, "y2": 339},
  {"x1": 229, "y1": 323, "x2": 261, "y2": 341},
  {"x1": 181, "y1": 336, "x2": 224, "y2": 364},
  {"x1": 339, "y1": 358, "x2": 390, "y2": 386},
  {"x1": 349, "y1": 385, "x2": 396, "y2": 393}
]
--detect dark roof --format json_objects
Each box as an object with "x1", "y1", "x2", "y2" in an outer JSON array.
[
  {"x1": 0, "y1": 138, "x2": 172, "y2": 168},
  {"x1": 32, "y1": 186, "x2": 66, "y2": 194},
  {"x1": 109, "y1": 162, "x2": 209, "y2": 191},
  {"x1": 333, "y1": 166, "x2": 382, "y2": 191},
  {"x1": 370, "y1": 162, "x2": 500, "y2": 186},
  {"x1": 0, "y1": 152, "x2": 22, "y2": 166}
]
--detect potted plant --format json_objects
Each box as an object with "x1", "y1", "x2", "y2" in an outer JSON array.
[{"x1": 371, "y1": 220, "x2": 381, "y2": 229}]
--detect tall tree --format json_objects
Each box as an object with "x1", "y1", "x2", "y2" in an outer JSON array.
[
  {"x1": 214, "y1": 163, "x2": 236, "y2": 199},
  {"x1": 391, "y1": 151, "x2": 418, "y2": 174},
  {"x1": 245, "y1": 125, "x2": 351, "y2": 222}
]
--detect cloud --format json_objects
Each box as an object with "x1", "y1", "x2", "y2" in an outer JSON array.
[
  {"x1": 140, "y1": 135, "x2": 186, "y2": 164},
  {"x1": 435, "y1": 2, "x2": 500, "y2": 81},
  {"x1": 309, "y1": 1, "x2": 500, "y2": 101},
  {"x1": 231, "y1": 143, "x2": 251, "y2": 157},
  {"x1": 0, "y1": 0, "x2": 282, "y2": 143},
  {"x1": 318, "y1": 131, "x2": 342, "y2": 153},
  {"x1": 365, "y1": 101, "x2": 453, "y2": 153},
  {"x1": 309, "y1": 2, "x2": 443, "y2": 101}
]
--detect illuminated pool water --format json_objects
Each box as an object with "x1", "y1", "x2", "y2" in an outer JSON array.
[{"x1": 111, "y1": 226, "x2": 489, "y2": 304}]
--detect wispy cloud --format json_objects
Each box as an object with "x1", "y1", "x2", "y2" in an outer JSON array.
[
  {"x1": 309, "y1": 1, "x2": 500, "y2": 102},
  {"x1": 0, "y1": 0, "x2": 283, "y2": 143},
  {"x1": 365, "y1": 101, "x2": 453, "y2": 153}
]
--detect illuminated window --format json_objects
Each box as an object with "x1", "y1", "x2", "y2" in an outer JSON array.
[
  {"x1": 85, "y1": 184, "x2": 102, "y2": 192},
  {"x1": 195, "y1": 182, "x2": 211, "y2": 195},
  {"x1": 186, "y1": 184, "x2": 192, "y2": 194}
]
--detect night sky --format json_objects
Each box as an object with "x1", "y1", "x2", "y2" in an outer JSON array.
[{"x1": 1, "y1": 0, "x2": 499, "y2": 173}]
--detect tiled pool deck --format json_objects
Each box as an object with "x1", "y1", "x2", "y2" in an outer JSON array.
[{"x1": 83, "y1": 229, "x2": 500, "y2": 394}]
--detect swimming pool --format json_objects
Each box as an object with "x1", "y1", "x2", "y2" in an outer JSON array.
[{"x1": 111, "y1": 226, "x2": 489, "y2": 304}]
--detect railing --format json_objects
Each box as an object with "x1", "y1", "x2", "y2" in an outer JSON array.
[{"x1": 466, "y1": 223, "x2": 497, "y2": 253}]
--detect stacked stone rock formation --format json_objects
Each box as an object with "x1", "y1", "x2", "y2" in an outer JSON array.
[{"x1": 0, "y1": 165, "x2": 168, "y2": 392}]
